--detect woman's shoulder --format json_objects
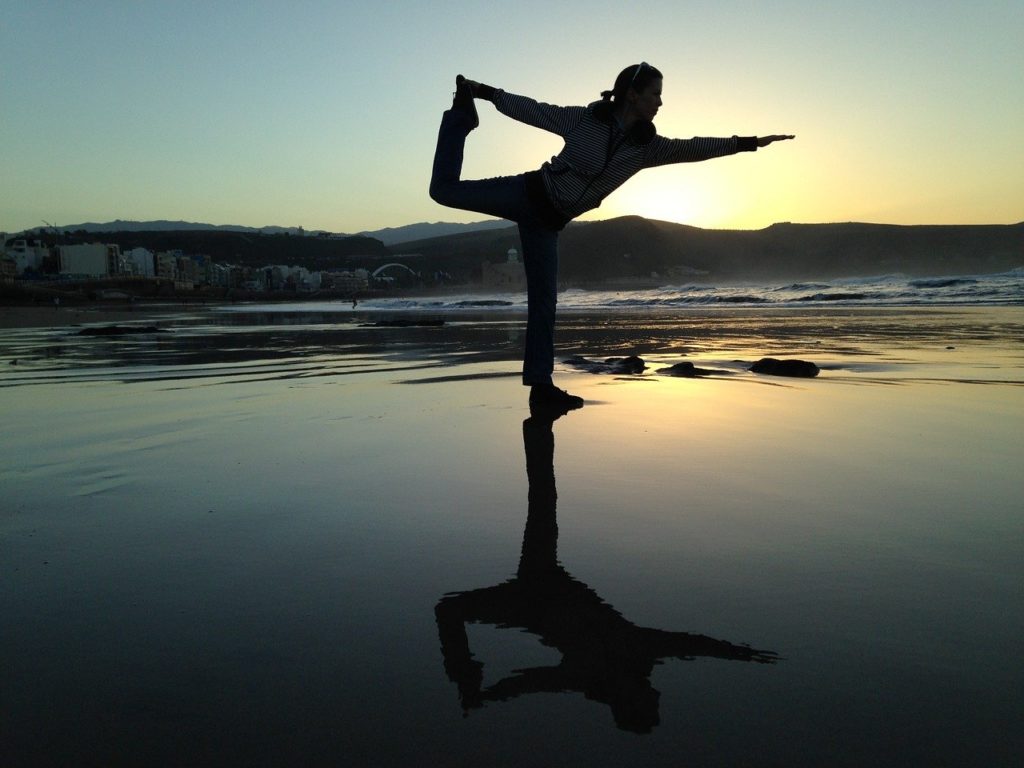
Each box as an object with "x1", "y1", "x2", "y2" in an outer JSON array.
[{"x1": 587, "y1": 99, "x2": 615, "y2": 123}]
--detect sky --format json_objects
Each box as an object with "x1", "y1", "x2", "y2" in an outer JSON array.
[{"x1": 2, "y1": 1, "x2": 1022, "y2": 235}]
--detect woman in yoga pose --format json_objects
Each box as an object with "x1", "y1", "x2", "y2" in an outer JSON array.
[{"x1": 429, "y1": 63, "x2": 793, "y2": 410}]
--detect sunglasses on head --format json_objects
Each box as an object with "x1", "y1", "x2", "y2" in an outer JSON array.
[{"x1": 628, "y1": 61, "x2": 650, "y2": 89}]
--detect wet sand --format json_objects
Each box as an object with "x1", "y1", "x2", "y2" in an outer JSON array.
[
  {"x1": 1, "y1": 305, "x2": 1022, "y2": 766},
  {"x1": 0, "y1": 302, "x2": 212, "y2": 329}
]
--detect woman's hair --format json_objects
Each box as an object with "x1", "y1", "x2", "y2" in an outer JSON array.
[{"x1": 600, "y1": 62, "x2": 663, "y2": 103}]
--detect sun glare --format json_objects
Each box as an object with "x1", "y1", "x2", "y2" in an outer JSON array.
[{"x1": 603, "y1": 175, "x2": 717, "y2": 226}]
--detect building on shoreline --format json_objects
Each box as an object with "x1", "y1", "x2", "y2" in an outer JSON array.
[
  {"x1": 123, "y1": 247, "x2": 155, "y2": 277},
  {"x1": 4, "y1": 230, "x2": 418, "y2": 296},
  {"x1": 4, "y1": 238, "x2": 49, "y2": 275},
  {"x1": 59, "y1": 243, "x2": 121, "y2": 277},
  {"x1": 481, "y1": 248, "x2": 526, "y2": 290}
]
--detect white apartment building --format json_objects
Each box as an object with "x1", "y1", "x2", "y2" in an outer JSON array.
[
  {"x1": 59, "y1": 243, "x2": 121, "y2": 277},
  {"x1": 122, "y1": 247, "x2": 155, "y2": 277},
  {"x1": 4, "y1": 239, "x2": 50, "y2": 274}
]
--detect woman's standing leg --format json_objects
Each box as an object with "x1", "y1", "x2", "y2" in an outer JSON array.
[{"x1": 518, "y1": 220, "x2": 559, "y2": 387}]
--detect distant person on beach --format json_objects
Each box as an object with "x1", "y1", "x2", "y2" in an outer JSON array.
[{"x1": 429, "y1": 64, "x2": 793, "y2": 411}]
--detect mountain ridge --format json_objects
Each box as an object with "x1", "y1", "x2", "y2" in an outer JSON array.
[
  {"x1": 25, "y1": 218, "x2": 510, "y2": 246},
  {"x1": 397, "y1": 216, "x2": 1024, "y2": 282},
  {"x1": 13, "y1": 217, "x2": 1023, "y2": 282}
]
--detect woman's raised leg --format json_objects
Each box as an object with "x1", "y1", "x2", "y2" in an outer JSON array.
[{"x1": 429, "y1": 109, "x2": 526, "y2": 221}]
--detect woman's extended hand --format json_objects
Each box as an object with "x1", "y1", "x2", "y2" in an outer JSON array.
[{"x1": 757, "y1": 135, "x2": 796, "y2": 147}]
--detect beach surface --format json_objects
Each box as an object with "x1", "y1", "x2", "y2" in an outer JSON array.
[
  {"x1": 0, "y1": 301, "x2": 217, "y2": 329},
  {"x1": 2, "y1": 303, "x2": 1022, "y2": 766}
]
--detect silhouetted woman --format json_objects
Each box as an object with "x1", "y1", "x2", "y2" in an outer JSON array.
[{"x1": 429, "y1": 64, "x2": 793, "y2": 410}]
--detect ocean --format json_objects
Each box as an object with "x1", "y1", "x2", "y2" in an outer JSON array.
[{"x1": 231, "y1": 267, "x2": 1024, "y2": 315}]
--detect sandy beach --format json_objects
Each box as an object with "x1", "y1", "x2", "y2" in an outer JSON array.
[{"x1": 2, "y1": 303, "x2": 1022, "y2": 766}]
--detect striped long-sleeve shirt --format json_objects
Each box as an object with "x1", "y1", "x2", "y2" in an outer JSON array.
[{"x1": 492, "y1": 90, "x2": 757, "y2": 222}]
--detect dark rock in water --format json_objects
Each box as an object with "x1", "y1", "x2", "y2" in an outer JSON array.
[
  {"x1": 795, "y1": 292, "x2": 867, "y2": 302},
  {"x1": 657, "y1": 361, "x2": 729, "y2": 377},
  {"x1": 450, "y1": 300, "x2": 513, "y2": 307},
  {"x1": 565, "y1": 355, "x2": 646, "y2": 374},
  {"x1": 749, "y1": 357, "x2": 819, "y2": 377},
  {"x1": 607, "y1": 355, "x2": 646, "y2": 374},
  {"x1": 77, "y1": 325, "x2": 164, "y2": 336},
  {"x1": 660, "y1": 361, "x2": 697, "y2": 377},
  {"x1": 361, "y1": 319, "x2": 445, "y2": 327}
]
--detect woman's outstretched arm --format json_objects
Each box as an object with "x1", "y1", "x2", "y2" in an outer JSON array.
[
  {"x1": 461, "y1": 77, "x2": 586, "y2": 137},
  {"x1": 645, "y1": 133, "x2": 795, "y2": 167}
]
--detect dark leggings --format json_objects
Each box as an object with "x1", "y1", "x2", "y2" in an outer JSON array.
[{"x1": 429, "y1": 109, "x2": 560, "y2": 386}]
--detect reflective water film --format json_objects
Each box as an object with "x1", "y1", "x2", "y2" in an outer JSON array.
[{"x1": 2, "y1": 305, "x2": 1022, "y2": 766}]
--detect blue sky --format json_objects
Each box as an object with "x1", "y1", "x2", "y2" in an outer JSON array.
[{"x1": 2, "y1": 0, "x2": 1022, "y2": 234}]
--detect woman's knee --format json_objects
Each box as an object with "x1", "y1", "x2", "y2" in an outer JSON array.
[
  {"x1": 428, "y1": 181, "x2": 443, "y2": 205},
  {"x1": 429, "y1": 180, "x2": 453, "y2": 206}
]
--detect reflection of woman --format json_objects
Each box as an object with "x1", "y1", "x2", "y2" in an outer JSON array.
[
  {"x1": 434, "y1": 409, "x2": 777, "y2": 733},
  {"x1": 429, "y1": 64, "x2": 793, "y2": 409}
]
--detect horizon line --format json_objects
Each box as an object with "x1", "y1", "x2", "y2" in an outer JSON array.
[{"x1": 6, "y1": 215, "x2": 1023, "y2": 238}]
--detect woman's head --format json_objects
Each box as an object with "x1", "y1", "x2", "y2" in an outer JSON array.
[{"x1": 601, "y1": 62, "x2": 664, "y2": 105}]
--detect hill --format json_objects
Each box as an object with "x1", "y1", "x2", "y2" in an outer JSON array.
[
  {"x1": 404, "y1": 218, "x2": 1024, "y2": 283},
  {"x1": 17, "y1": 218, "x2": 1022, "y2": 283},
  {"x1": 356, "y1": 220, "x2": 510, "y2": 245}
]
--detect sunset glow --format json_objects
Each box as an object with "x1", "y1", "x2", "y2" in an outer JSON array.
[
  {"x1": 2, "y1": 1, "x2": 1021, "y2": 234},
  {"x1": 600, "y1": 175, "x2": 718, "y2": 227}
]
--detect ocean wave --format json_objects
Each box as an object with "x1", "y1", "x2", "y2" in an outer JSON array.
[
  {"x1": 449, "y1": 299, "x2": 515, "y2": 307},
  {"x1": 219, "y1": 268, "x2": 1023, "y2": 315},
  {"x1": 714, "y1": 295, "x2": 772, "y2": 304},
  {"x1": 795, "y1": 292, "x2": 871, "y2": 302},
  {"x1": 775, "y1": 282, "x2": 831, "y2": 292},
  {"x1": 909, "y1": 277, "x2": 979, "y2": 288}
]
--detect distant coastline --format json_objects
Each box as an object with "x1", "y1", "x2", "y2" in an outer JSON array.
[{"x1": 5, "y1": 217, "x2": 1022, "y2": 297}]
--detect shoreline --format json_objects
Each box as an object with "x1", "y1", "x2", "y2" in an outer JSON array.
[
  {"x1": 3, "y1": 296, "x2": 1022, "y2": 330},
  {"x1": 3, "y1": 304, "x2": 1021, "y2": 392},
  {"x1": 0, "y1": 302, "x2": 215, "y2": 329}
]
